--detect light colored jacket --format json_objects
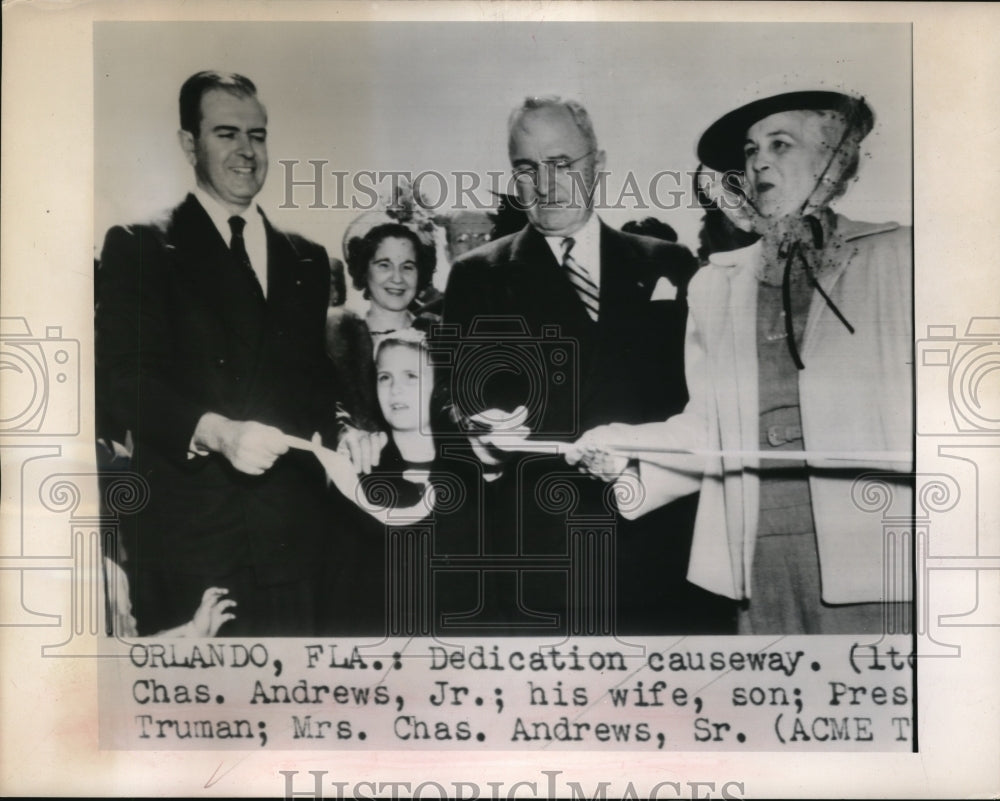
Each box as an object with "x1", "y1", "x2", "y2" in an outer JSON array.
[{"x1": 615, "y1": 216, "x2": 913, "y2": 603}]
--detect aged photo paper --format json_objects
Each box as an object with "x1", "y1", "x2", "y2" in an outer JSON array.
[{"x1": 2, "y1": 1, "x2": 998, "y2": 797}]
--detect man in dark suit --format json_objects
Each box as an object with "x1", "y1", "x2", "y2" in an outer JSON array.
[
  {"x1": 96, "y1": 71, "x2": 341, "y2": 636},
  {"x1": 441, "y1": 96, "x2": 734, "y2": 634}
]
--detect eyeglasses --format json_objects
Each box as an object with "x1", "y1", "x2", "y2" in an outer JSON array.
[
  {"x1": 454, "y1": 231, "x2": 491, "y2": 244},
  {"x1": 512, "y1": 150, "x2": 596, "y2": 185}
]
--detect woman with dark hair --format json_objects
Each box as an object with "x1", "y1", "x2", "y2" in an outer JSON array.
[
  {"x1": 325, "y1": 221, "x2": 438, "y2": 431},
  {"x1": 570, "y1": 90, "x2": 912, "y2": 635}
]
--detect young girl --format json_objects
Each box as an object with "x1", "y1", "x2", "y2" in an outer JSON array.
[
  {"x1": 315, "y1": 328, "x2": 439, "y2": 522},
  {"x1": 317, "y1": 329, "x2": 523, "y2": 634}
]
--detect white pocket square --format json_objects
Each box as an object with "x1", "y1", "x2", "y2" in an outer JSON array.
[{"x1": 649, "y1": 276, "x2": 678, "y2": 301}]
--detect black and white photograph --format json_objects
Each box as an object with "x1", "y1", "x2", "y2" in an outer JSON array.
[
  {"x1": 2, "y1": 2, "x2": 998, "y2": 797},
  {"x1": 93, "y1": 20, "x2": 913, "y2": 641}
]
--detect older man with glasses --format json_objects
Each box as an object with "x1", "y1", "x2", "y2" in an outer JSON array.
[{"x1": 439, "y1": 96, "x2": 734, "y2": 635}]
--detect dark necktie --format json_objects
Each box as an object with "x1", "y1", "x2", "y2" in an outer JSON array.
[
  {"x1": 228, "y1": 215, "x2": 265, "y2": 302},
  {"x1": 561, "y1": 237, "x2": 599, "y2": 321}
]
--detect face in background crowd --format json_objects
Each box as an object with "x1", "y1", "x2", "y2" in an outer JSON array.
[
  {"x1": 376, "y1": 343, "x2": 434, "y2": 434},
  {"x1": 445, "y1": 211, "x2": 493, "y2": 259},
  {"x1": 367, "y1": 236, "x2": 420, "y2": 313},
  {"x1": 508, "y1": 105, "x2": 606, "y2": 237},
  {"x1": 179, "y1": 88, "x2": 269, "y2": 215},
  {"x1": 743, "y1": 109, "x2": 847, "y2": 219}
]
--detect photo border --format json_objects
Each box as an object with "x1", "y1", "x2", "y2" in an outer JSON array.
[{"x1": 2, "y1": 1, "x2": 998, "y2": 797}]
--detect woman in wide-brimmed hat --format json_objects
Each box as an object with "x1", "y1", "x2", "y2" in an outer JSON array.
[{"x1": 569, "y1": 90, "x2": 913, "y2": 635}]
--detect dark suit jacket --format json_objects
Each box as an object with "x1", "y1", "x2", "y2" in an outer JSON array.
[
  {"x1": 440, "y1": 221, "x2": 715, "y2": 633},
  {"x1": 97, "y1": 194, "x2": 339, "y2": 592},
  {"x1": 444, "y1": 220, "x2": 695, "y2": 440}
]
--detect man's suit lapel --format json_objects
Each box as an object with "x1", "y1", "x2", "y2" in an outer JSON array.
[
  {"x1": 510, "y1": 225, "x2": 594, "y2": 335},
  {"x1": 170, "y1": 194, "x2": 265, "y2": 349},
  {"x1": 597, "y1": 224, "x2": 650, "y2": 318},
  {"x1": 507, "y1": 222, "x2": 653, "y2": 397},
  {"x1": 576, "y1": 225, "x2": 648, "y2": 402},
  {"x1": 246, "y1": 211, "x2": 326, "y2": 392},
  {"x1": 262, "y1": 210, "x2": 312, "y2": 319}
]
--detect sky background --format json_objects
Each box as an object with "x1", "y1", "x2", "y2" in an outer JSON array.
[{"x1": 95, "y1": 21, "x2": 911, "y2": 267}]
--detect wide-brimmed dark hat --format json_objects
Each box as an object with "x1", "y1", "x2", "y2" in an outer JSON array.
[{"x1": 697, "y1": 90, "x2": 874, "y2": 173}]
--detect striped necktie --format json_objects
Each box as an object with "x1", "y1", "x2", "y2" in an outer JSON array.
[{"x1": 561, "y1": 237, "x2": 599, "y2": 321}]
